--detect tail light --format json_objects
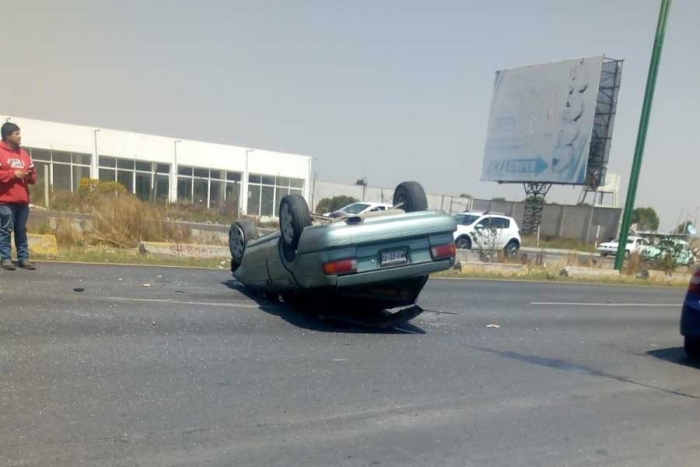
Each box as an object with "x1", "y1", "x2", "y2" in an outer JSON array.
[
  {"x1": 689, "y1": 269, "x2": 700, "y2": 294},
  {"x1": 323, "y1": 258, "x2": 357, "y2": 275},
  {"x1": 431, "y1": 243, "x2": 456, "y2": 260}
]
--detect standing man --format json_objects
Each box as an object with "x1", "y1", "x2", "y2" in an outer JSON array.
[{"x1": 0, "y1": 122, "x2": 37, "y2": 270}]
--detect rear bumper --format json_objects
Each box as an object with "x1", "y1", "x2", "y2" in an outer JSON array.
[
  {"x1": 294, "y1": 258, "x2": 454, "y2": 289},
  {"x1": 681, "y1": 294, "x2": 700, "y2": 337},
  {"x1": 336, "y1": 258, "x2": 453, "y2": 287}
]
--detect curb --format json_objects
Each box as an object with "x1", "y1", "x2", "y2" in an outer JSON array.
[
  {"x1": 138, "y1": 241, "x2": 230, "y2": 259},
  {"x1": 559, "y1": 266, "x2": 619, "y2": 278},
  {"x1": 461, "y1": 262, "x2": 529, "y2": 276}
]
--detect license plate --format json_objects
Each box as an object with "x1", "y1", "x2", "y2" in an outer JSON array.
[{"x1": 380, "y1": 249, "x2": 408, "y2": 267}]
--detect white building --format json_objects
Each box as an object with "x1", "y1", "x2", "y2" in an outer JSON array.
[{"x1": 1, "y1": 114, "x2": 312, "y2": 218}]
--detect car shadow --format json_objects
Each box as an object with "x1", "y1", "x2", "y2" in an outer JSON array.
[
  {"x1": 221, "y1": 280, "x2": 426, "y2": 335},
  {"x1": 647, "y1": 347, "x2": 700, "y2": 370}
]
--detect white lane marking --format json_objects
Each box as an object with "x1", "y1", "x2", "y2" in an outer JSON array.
[
  {"x1": 104, "y1": 296, "x2": 267, "y2": 309},
  {"x1": 531, "y1": 302, "x2": 679, "y2": 307}
]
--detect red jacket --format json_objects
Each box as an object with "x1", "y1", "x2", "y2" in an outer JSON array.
[{"x1": 0, "y1": 141, "x2": 37, "y2": 204}]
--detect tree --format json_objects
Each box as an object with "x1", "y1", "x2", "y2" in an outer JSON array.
[
  {"x1": 631, "y1": 207, "x2": 660, "y2": 232},
  {"x1": 315, "y1": 195, "x2": 358, "y2": 215}
]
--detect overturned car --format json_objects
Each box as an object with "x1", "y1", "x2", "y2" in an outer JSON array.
[{"x1": 228, "y1": 181, "x2": 457, "y2": 319}]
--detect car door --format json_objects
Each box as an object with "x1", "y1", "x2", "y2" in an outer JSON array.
[
  {"x1": 472, "y1": 216, "x2": 495, "y2": 250},
  {"x1": 492, "y1": 217, "x2": 512, "y2": 249}
]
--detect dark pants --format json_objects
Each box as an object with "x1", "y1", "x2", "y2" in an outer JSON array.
[{"x1": 0, "y1": 203, "x2": 30, "y2": 261}]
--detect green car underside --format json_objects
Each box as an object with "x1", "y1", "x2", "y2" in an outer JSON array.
[{"x1": 233, "y1": 210, "x2": 457, "y2": 306}]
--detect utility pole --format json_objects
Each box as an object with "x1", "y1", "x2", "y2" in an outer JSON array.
[{"x1": 615, "y1": 0, "x2": 672, "y2": 270}]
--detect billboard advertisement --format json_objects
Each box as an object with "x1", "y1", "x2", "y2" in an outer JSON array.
[{"x1": 481, "y1": 56, "x2": 604, "y2": 184}]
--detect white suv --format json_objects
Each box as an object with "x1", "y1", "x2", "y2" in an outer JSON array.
[{"x1": 453, "y1": 211, "x2": 522, "y2": 257}]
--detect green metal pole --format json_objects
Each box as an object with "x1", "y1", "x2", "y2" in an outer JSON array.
[{"x1": 615, "y1": 0, "x2": 672, "y2": 270}]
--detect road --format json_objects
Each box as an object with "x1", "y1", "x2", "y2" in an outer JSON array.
[{"x1": 1, "y1": 263, "x2": 698, "y2": 467}]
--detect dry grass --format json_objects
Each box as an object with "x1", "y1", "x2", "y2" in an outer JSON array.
[
  {"x1": 35, "y1": 183, "x2": 198, "y2": 248},
  {"x1": 88, "y1": 194, "x2": 192, "y2": 248},
  {"x1": 438, "y1": 263, "x2": 691, "y2": 287},
  {"x1": 163, "y1": 201, "x2": 239, "y2": 225},
  {"x1": 53, "y1": 216, "x2": 84, "y2": 247}
]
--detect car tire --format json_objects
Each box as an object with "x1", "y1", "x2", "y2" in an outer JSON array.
[
  {"x1": 393, "y1": 181, "x2": 428, "y2": 213},
  {"x1": 230, "y1": 219, "x2": 258, "y2": 272},
  {"x1": 456, "y1": 236, "x2": 471, "y2": 250},
  {"x1": 685, "y1": 336, "x2": 700, "y2": 359},
  {"x1": 505, "y1": 240, "x2": 520, "y2": 258},
  {"x1": 279, "y1": 194, "x2": 311, "y2": 251}
]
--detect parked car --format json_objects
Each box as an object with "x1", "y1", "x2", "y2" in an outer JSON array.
[
  {"x1": 229, "y1": 181, "x2": 457, "y2": 319},
  {"x1": 597, "y1": 236, "x2": 650, "y2": 258},
  {"x1": 323, "y1": 201, "x2": 393, "y2": 218},
  {"x1": 452, "y1": 211, "x2": 521, "y2": 258},
  {"x1": 641, "y1": 238, "x2": 696, "y2": 266},
  {"x1": 680, "y1": 267, "x2": 700, "y2": 359}
]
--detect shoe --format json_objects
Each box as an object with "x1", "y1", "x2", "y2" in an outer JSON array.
[
  {"x1": 19, "y1": 260, "x2": 36, "y2": 270},
  {"x1": 1, "y1": 259, "x2": 16, "y2": 271}
]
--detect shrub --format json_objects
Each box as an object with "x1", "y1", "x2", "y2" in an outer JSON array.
[{"x1": 78, "y1": 178, "x2": 127, "y2": 199}]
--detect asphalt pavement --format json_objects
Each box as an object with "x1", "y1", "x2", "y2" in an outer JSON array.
[{"x1": 1, "y1": 263, "x2": 699, "y2": 467}]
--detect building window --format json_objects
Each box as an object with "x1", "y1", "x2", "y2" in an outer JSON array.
[
  {"x1": 176, "y1": 166, "x2": 241, "y2": 209},
  {"x1": 25, "y1": 148, "x2": 92, "y2": 200},
  {"x1": 247, "y1": 174, "x2": 305, "y2": 217},
  {"x1": 99, "y1": 156, "x2": 170, "y2": 201}
]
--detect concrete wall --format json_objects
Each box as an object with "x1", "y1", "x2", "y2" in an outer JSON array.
[
  {"x1": 310, "y1": 180, "x2": 474, "y2": 214},
  {"x1": 310, "y1": 180, "x2": 620, "y2": 242}
]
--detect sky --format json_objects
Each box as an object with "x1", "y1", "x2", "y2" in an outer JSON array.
[{"x1": 4, "y1": 0, "x2": 698, "y2": 231}]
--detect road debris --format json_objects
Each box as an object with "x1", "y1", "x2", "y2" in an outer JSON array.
[
  {"x1": 486, "y1": 324, "x2": 500, "y2": 329},
  {"x1": 143, "y1": 283, "x2": 151, "y2": 288},
  {"x1": 73, "y1": 287, "x2": 85, "y2": 292}
]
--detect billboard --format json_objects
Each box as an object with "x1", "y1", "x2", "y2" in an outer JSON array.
[{"x1": 481, "y1": 56, "x2": 605, "y2": 184}]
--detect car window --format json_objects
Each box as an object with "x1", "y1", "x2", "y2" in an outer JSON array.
[
  {"x1": 455, "y1": 214, "x2": 480, "y2": 225},
  {"x1": 342, "y1": 203, "x2": 370, "y2": 214},
  {"x1": 369, "y1": 206, "x2": 386, "y2": 212},
  {"x1": 476, "y1": 217, "x2": 491, "y2": 228},
  {"x1": 491, "y1": 217, "x2": 510, "y2": 229}
]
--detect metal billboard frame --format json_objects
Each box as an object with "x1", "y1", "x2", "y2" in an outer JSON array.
[
  {"x1": 584, "y1": 57, "x2": 624, "y2": 189},
  {"x1": 487, "y1": 56, "x2": 624, "y2": 234}
]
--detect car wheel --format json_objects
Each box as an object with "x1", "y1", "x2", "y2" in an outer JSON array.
[
  {"x1": 279, "y1": 194, "x2": 311, "y2": 250},
  {"x1": 393, "y1": 181, "x2": 428, "y2": 213},
  {"x1": 505, "y1": 240, "x2": 520, "y2": 258},
  {"x1": 456, "y1": 236, "x2": 471, "y2": 250},
  {"x1": 685, "y1": 336, "x2": 700, "y2": 359},
  {"x1": 229, "y1": 219, "x2": 258, "y2": 272}
]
